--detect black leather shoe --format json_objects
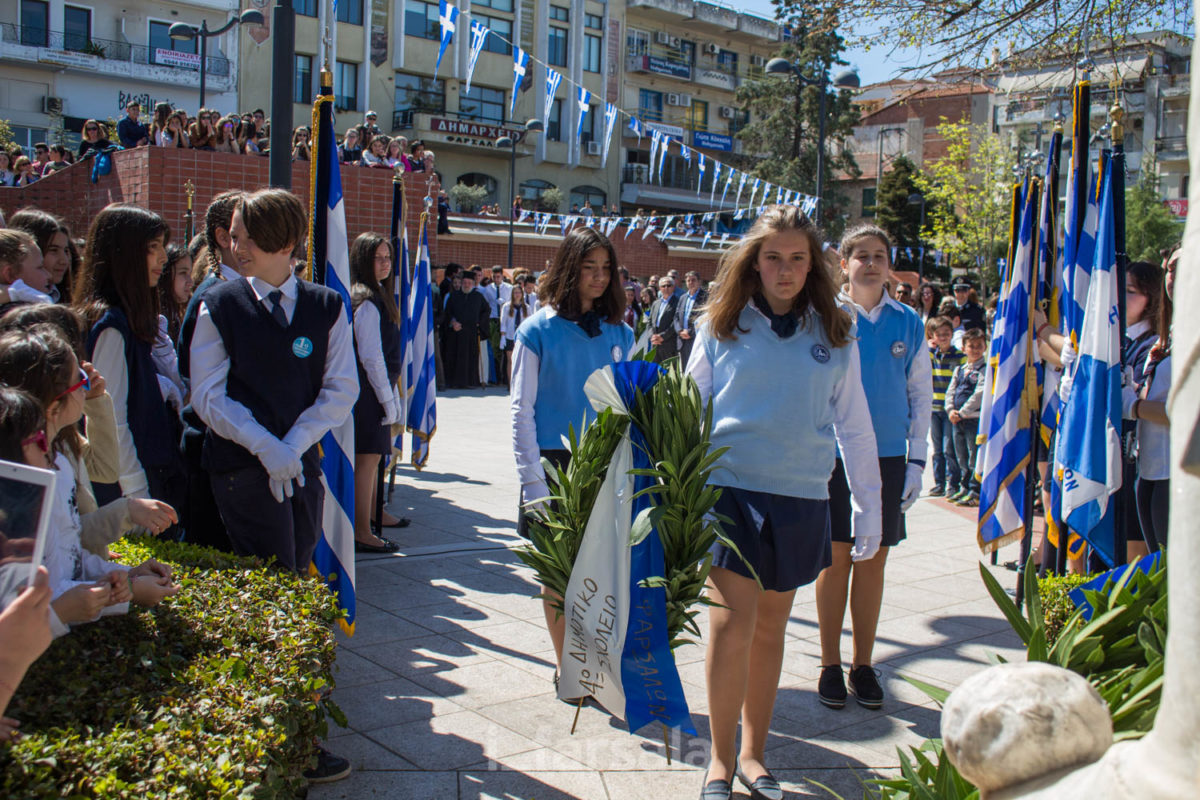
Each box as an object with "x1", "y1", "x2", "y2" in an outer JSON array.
[
  {"x1": 355, "y1": 537, "x2": 400, "y2": 553},
  {"x1": 818, "y1": 664, "x2": 847, "y2": 709},
  {"x1": 699, "y1": 778, "x2": 732, "y2": 800},
  {"x1": 736, "y1": 766, "x2": 783, "y2": 800},
  {"x1": 304, "y1": 746, "x2": 351, "y2": 784},
  {"x1": 373, "y1": 516, "x2": 411, "y2": 528},
  {"x1": 848, "y1": 664, "x2": 885, "y2": 709}
]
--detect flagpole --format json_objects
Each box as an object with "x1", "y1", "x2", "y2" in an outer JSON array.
[{"x1": 1110, "y1": 100, "x2": 1130, "y2": 567}]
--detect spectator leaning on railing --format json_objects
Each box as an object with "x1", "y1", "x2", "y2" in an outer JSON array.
[
  {"x1": 117, "y1": 101, "x2": 150, "y2": 149},
  {"x1": 77, "y1": 120, "x2": 112, "y2": 159}
]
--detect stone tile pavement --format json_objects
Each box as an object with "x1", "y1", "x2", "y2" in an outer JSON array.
[{"x1": 311, "y1": 388, "x2": 1028, "y2": 800}]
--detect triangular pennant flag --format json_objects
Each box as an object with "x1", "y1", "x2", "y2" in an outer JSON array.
[
  {"x1": 628, "y1": 116, "x2": 643, "y2": 142},
  {"x1": 575, "y1": 86, "x2": 591, "y2": 144},
  {"x1": 642, "y1": 218, "x2": 657, "y2": 239},
  {"x1": 680, "y1": 145, "x2": 691, "y2": 166},
  {"x1": 801, "y1": 195, "x2": 818, "y2": 216},
  {"x1": 750, "y1": 178, "x2": 761, "y2": 208},
  {"x1": 656, "y1": 136, "x2": 669, "y2": 183},
  {"x1": 734, "y1": 172, "x2": 747, "y2": 207},
  {"x1": 465, "y1": 19, "x2": 489, "y2": 92},
  {"x1": 517, "y1": 208, "x2": 529, "y2": 224},
  {"x1": 702, "y1": 212, "x2": 714, "y2": 222},
  {"x1": 720, "y1": 233, "x2": 729, "y2": 246},
  {"x1": 701, "y1": 230, "x2": 712, "y2": 249},
  {"x1": 648, "y1": 131, "x2": 662, "y2": 178},
  {"x1": 435, "y1": 0, "x2": 459, "y2": 80},
  {"x1": 776, "y1": 184, "x2": 785, "y2": 205},
  {"x1": 697, "y1": 153, "x2": 706, "y2": 196},
  {"x1": 663, "y1": 215, "x2": 676, "y2": 233},
  {"x1": 601, "y1": 103, "x2": 618, "y2": 167},
  {"x1": 543, "y1": 68, "x2": 562, "y2": 127},
  {"x1": 510, "y1": 47, "x2": 529, "y2": 118}
]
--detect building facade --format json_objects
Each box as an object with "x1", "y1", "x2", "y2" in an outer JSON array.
[
  {"x1": 0, "y1": 0, "x2": 244, "y2": 154},
  {"x1": 236, "y1": 0, "x2": 782, "y2": 217}
]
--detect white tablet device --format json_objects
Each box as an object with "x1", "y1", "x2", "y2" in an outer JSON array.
[{"x1": 0, "y1": 460, "x2": 57, "y2": 588}]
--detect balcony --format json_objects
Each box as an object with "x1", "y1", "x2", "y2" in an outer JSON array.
[
  {"x1": 0, "y1": 23, "x2": 232, "y2": 87},
  {"x1": 1155, "y1": 135, "x2": 1187, "y2": 162}
]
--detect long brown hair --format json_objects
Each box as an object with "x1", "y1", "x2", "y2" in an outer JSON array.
[
  {"x1": 537, "y1": 227, "x2": 625, "y2": 323},
  {"x1": 700, "y1": 205, "x2": 851, "y2": 346},
  {"x1": 73, "y1": 204, "x2": 170, "y2": 344},
  {"x1": 349, "y1": 232, "x2": 400, "y2": 324}
]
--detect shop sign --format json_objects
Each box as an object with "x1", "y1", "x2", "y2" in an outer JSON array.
[
  {"x1": 428, "y1": 117, "x2": 524, "y2": 147},
  {"x1": 693, "y1": 130, "x2": 733, "y2": 151}
]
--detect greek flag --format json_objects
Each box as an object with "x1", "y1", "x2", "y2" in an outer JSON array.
[
  {"x1": 307, "y1": 79, "x2": 356, "y2": 634},
  {"x1": 1056, "y1": 166, "x2": 1121, "y2": 567},
  {"x1": 601, "y1": 102, "x2": 618, "y2": 167},
  {"x1": 628, "y1": 116, "x2": 643, "y2": 142},
  {"x1": 977, "y1": 182, "x2": 1038, "y2": 553},
  {"x1": 801, "y1": 195, "x2": 817, "y2": 217},
  {"x1": 721, "y1": 166, "x2": 733, "y2": 206},
  {"x1": 575, "y1": 86, "x2": 591, "y2": 144},
  {"x1": 656, "y1": 136, "x2": 669, "y2": 183},
  {"x1": 696, "y1": 152, "x2": 706, "y2": 195},
  {"x1": 648, "y1": 131, "x2": 662, "y2": 180},
  {"x1": 510, "y1": 47, "x2": 529, "y2": 117},
  {"x1": 435, "y1": 0, "x2": 459, "y2": 79},
  {"x1": 543, "y1": 68, "x2": 562, "y2": 128},
  {"x1": 465, "y1": 19, "x2": 488, "y2": 92},
  {"x1": 734, "y1": 172, "x2": 747, "y2": 207},
  {"x1": 406, "y1": 213, "x2": 437, "y2": 469}
]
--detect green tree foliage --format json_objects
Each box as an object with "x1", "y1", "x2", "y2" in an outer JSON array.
[
  {"x1": 1125, "y1": 161, "x2": 1184, "y2": 262},
  {"x1": 734, "y1": 25, "x2": 860, "y2": 239},
  {"x1": 913, "y1": 120, "x2": 1016, "y2": 293},
  {"x1": 448, "y1": 181, "x2": 489, "y2": 213},
  {"x1": 873, "y1": 155, "x2": 949, "y2": 281}
]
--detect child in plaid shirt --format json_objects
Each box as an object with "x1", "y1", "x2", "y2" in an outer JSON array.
[
  {"x1": 927, "y1": 316, "x2": 964, "y2": 496},
  {"x1": 943, "y1": 328, "x2": 987, "y2": 506}
]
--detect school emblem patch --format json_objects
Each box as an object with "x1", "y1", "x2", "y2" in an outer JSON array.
[
  {"x1": 891, "y1": 340, "x2": 907, "y2": 358},
  {"x1": 611, "y1": 345, "x2": 623, "y2": 361},
  {"x1": 811, "y1": 344, "x2": 831, "y2": 364},
  {"x1": 292, "y1": 336, "x2": 314, "y2": 359}
]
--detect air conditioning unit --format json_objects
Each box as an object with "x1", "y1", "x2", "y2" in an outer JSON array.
[
  {"x1": 667, "y1": 93, "x2": 692, "y2": 107},
  {"x1": 655, "y1": 31, "x2": 672, "y2": 45},
  {"x1": 719, "y1": 105, "x2": 736, "y2": 119},
  {"x1": 667, "y1": 93, "x2": 682, "y2": 106},
  {"x1": 678, "y1": 94, "x2": 692, "y2": 107},
  {"x1": 42, "y1": 96, "x2": 64, "y2": 114},
  {"x1": 704, "y1": 43, "x2": 721, "y2": 55},
  {"x1": 750, "y1": 54, "x2": 765, "y2": 67},
  {"x1": 668, "y1": 36, "x2": 682, "y2": 49},
  {"x1": 586, "y1": 141, "x2": 602, "y2": 156}
]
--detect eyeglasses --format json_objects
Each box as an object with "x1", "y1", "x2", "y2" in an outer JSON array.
[
  {"x1": 21, "y1": 430, "x2": 48, "y2": 454},
  {"x1": 86, "y1": 126, "x2": 98, "y2": 132},
  {"x1": 55, "y1": 367, "x2": 90, "y2": 401}
]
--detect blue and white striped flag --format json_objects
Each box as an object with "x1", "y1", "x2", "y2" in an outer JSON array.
[
  {"x1": 648, "y1": 130, "x2": 662, "y2": 180},
  {"x1": 721, "y1": 166, "x2": 733, "y2": 206},
  {"x1": 465, "y1": 19, "x2": 488, "y2": 92},
  {"x1": 406, "y1": 214, "x2": 437, "y2": 469},
  {"x1": 435, "y1": 0, "x2": 459, "y2": 80},
  {"x1": 628, "y1": 116, "x2": 643, "y2": 142},
  {"x1": 510, "y1": 47, "x2": 529, "y2": 117},
  {"x1": 307, "y1": 79, "x2": 357, "y2": 633},
  {"x1": 656, "y1": 136, "x2": 669, "y2": 183},
  {"x1": 575, "y1": 86, "x2": 591, "y2": 144},
  {"x1": 734, "y1": 172, "x2": 747, "y2": 207},
  {"x1": 977, "y1": 182, "x2": 1038, "y2": 553},
  {"x1": 601, "y1": 102, "x2": 618, "y2": 167},
  {"x1": 543, "y1": 68, "x2": 562, "y2": 128},
  {"x1": 1056, "y1": 165, "x2": 1121, "y2": 567},
  {"x1": 696, "y1": 152, "x2": 706, "y2": 195}
]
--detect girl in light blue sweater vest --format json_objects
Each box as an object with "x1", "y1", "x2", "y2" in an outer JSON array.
[
  {"x1": 815, "y1": 225, "x2": 932, "y2": 713},
  {"x1": 687, "y1": 206, "x2": 882, "y2": 800},
  {"x1": 510, "y1": 227, "x2": 633, "y2": 686}
]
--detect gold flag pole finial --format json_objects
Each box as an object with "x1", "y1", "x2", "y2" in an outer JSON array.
[{"x1": 1110, "y1": 101, "x2": 1125, "y2": 146}]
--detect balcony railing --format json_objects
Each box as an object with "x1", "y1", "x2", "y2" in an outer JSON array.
[
  {"x1": 1156, "y1": 135, "x2": 1187, "y2": 154},
  {"x1": 0, "y1": 23, "x2": 230, "y2": 77}
]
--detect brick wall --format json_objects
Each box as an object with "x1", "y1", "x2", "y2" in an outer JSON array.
[{"x1": 0, "y1": 148, "x2": 440, "y2": 261}]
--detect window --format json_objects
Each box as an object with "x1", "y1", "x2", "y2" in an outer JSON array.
[
  {"x1": 687, "y1": 100, "x2": 708, "y2": 132},
  {"x1": 570, "y1": 185, "x2": 606, "y2": 213},
  {"x1": 405, "y1": 0, "x2": 438, "y2": 39},
  {"x1": 149, "y1": 20, "x2": 197, "y2": 66},
  {"x1": 473, "y1": 0, "x2": 513, "y2": 9},
  {"x1": 548, "y1": 26, "x2": 568, "y2": 67},
  {"x1": 585, "y1": 13, "x2": 602, "y2": 29},
  {"x1": 677, "y1": 40, "x2": 695, "y2": 66},
  {"x1": 580, "y1": 105, "x2": 596, "y2": 144},
  {"x1": 549, "y1": 5, "x2": 568, "y2": 21},
  {"x1": 336, "y1": 0, "x2": 363, "y2": 25},
  {"x1": 716, "y1": 49, "x2": 738, "y2": 73},
  {"x1": 583, "y1": 34, "x2": 601, "y2": 72},
  {"x1": 460, "y1": 85, "x2": 504, "y2": 123},
  {"x1": 626, "y1": 28, "x2": 649, "y2": 56},
  {"x1": 729, "y1": 108, "x2": 750, "y2": 136},
  {"x1": 20, "y1": 0, "x2": 48, "y2": 46},
  {"x1": 335, "y1": 60, "x2": 359, "y2": 111},
  {"x1": 64, "y1": 6, "x2": 90, "y2": 51},
  {"x1": 294, "y1": 54, "x2": 313, "y2": 103},
  {"x1": 861, "y1": 187, "x2": 877, "y2": 217},
  {"x1": 295, "y1": 0, "x2": 317, "y2": 16},
  {"x1": 638, "y1": 89, "x2": 662, "y2": 122},
  {"x1": 394, "y1": 73, "x2": 445, "y2": 117},
  {"x1": 458, "y1": 172, "x2": 498, "y2": 206},
  {"x1": 476, "y1": 13, "x2": 511, "y2": 55},
  {"x1": 9, "y1": 126, "x2": 49, "y2": 159},
  {"x1": 520, "y1": 178, "x2": 556, "y2": 209},
  {"x1": 547, "y1": 98, "x2": 562, "y2": 141}
]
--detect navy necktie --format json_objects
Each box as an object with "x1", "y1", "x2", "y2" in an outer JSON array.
[{"x1": 267, "y1": 289, "x2": 288, "y2": 328}]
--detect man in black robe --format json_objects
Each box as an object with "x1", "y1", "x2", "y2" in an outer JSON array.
[{"x1": 440, "y1": 271, "x2": 490, "y2": 388}]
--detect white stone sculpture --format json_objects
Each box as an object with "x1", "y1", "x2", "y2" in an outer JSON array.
[{"x1": 940, "y1": 24, "x2": 1200, "y2": 800}]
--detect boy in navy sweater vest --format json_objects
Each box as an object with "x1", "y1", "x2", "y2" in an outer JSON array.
[{"x1": 190, "y1": 189, "x2": 357, "y2": 572}]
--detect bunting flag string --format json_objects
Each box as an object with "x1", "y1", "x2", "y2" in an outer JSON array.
[
  {"x1": 510, "y1": 47, "x2": 529, "y2": 118},
  {"x1": 656, "y1": 136, "x2": 670, "y2": 183},
  {"x1": 601, "y1": 103, "x2": 618, "y2": 167},
  {"x1": 465, "y1": 19, "x2": 488, "y2": 92},
  {"x1": 697, "y1": 153, "x2": 706, "y2": 196},
  {"x1": 543, "y1": 67, "x2": 562, "y2": 127},
  {"x1": 434, "y1": 0, "x2": 459, "y2": 80},
  {"x1": 648, "y1": 130, "x2": 662, "y2": 182}
]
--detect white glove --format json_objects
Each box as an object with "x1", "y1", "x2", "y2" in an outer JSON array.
[
  {"x1": 521, "y1": 478, "x2": 551, "y2": 511},
  {"x1": 899, "y1": 462, "x2": 924, "y2": 512},
  {"x1": 157, "y1": 373, "x2": 183, "y2": 413},
  {"x1": 382, "y1": 387, "x2": 403, "y2": 426},
  {"x1": 258, "y1": 438, "x2": 302, "y2": 484},
  {"x1": 267, "y1": 472, "x2": 305, "y2": 504},
  {"x1": 851, "y1": 534, "x2": 882, "y2": 562}
]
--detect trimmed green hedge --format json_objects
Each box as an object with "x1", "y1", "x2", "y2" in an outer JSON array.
[{"x1": 0, "y1": 535, "x2": 342, "y2": 799}]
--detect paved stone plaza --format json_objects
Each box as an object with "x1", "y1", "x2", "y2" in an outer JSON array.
[{"x1": 311, "y1": 388, "x2": 1026, "y2": 800}]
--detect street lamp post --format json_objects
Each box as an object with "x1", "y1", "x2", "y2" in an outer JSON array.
[
  {"x1": 268, "y1": 0, "x2": 295, "y2": 188},
  {"x1": 168, "y1": 9, "x2": 263, "y2": 109},
  {"x1": 496, "y1": 118, "x2": 544, "y2": 275},
  {"x1": 765, "y1": 58, "x2": 860, "y2": 221}
]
